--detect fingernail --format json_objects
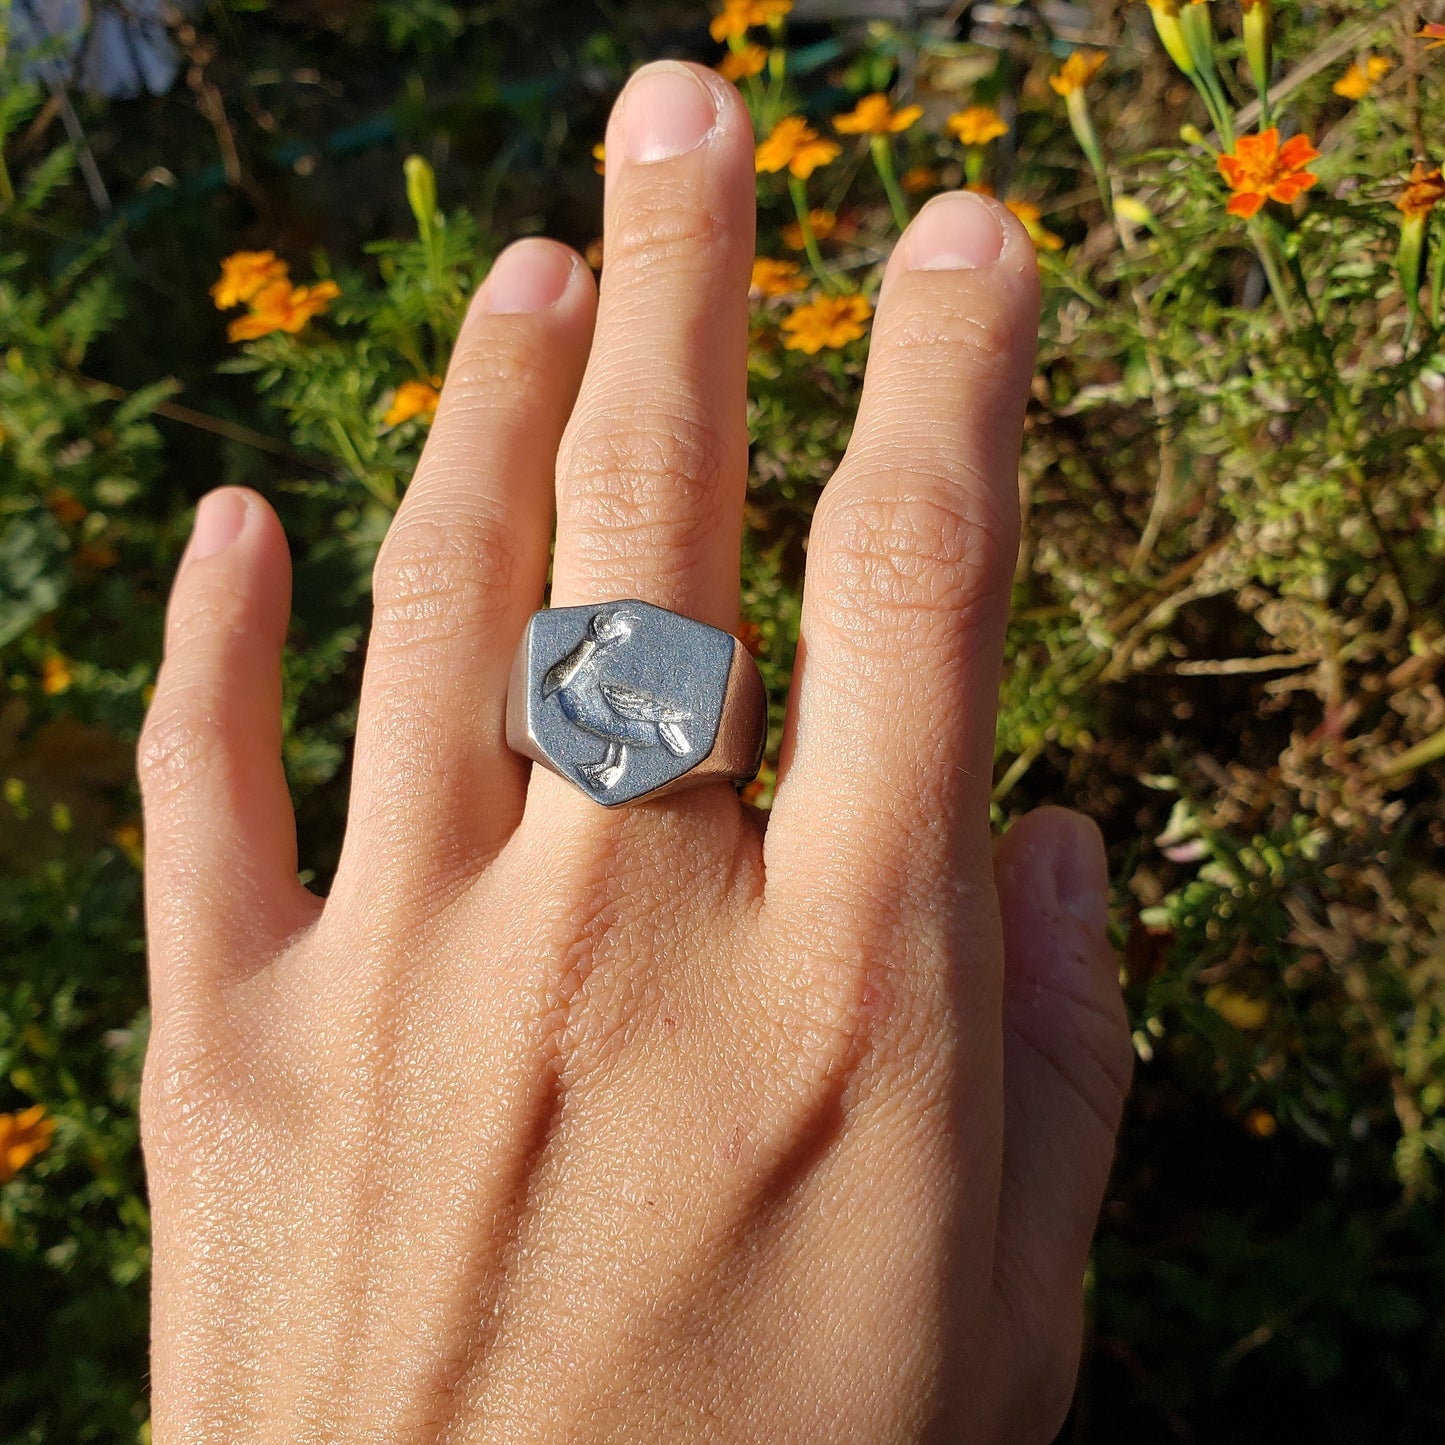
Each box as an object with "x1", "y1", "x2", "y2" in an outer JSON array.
[
  {"x1": 189, "y1": 489, "x2": 248, "y2": 560},
  {"x1": 620, "y1": 62, "x2": 718, "y2": 164},
  {"x1": 480, "y1": 239, "x2": 576, "y2": 315},
  {"x1": 905, "y1": 192, "x2": 1004, "y2": 271},
  {"x1": 1049, "y1": 812, "x2": 1111, "y2": 936}
]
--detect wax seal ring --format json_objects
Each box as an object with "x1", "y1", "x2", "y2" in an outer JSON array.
[{"x1": 506, "y1": 600, "x2": 766, "y2": 806}]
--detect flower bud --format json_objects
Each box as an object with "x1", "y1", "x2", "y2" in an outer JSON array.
[{"x1": 404, "y1": 156, "x2": 439, "y2": 238}]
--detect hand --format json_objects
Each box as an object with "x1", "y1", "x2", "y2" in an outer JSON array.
[{"x1": 139, "y1": 62, "x2": 1131, "y2": 1442}]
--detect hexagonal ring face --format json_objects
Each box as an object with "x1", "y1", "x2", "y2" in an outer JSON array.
[{"x1": 505, "y1": 600, "x2": 766, "y2": 807}]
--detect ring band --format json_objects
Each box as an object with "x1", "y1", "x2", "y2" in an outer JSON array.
[{"x1": 505, "y1": 600, "x2": 767, "y2": 807}]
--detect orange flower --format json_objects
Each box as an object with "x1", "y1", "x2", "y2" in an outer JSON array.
[
  {"x1": 901, "y1": 165, "x2": 939, "y2": 194},
  {"x1": 1216, "y1": 128, "x2": 1319, "y2": 218},
  {"x1": 592, "y1": 142, "x2": 606, "y2": 175},
  {"x1": 1398, "y1": 162, "x2": 1445, "y2": 223},
  {"x1": 76, "y1": 542, "x2": 118, "y2": 570},
  {"x1": 782, "y1": 208, "x2": 837, "y2": 248},
  {"x1": 1004, "y1": 199, "x2": 1064, "y2": 252},
  {"x1": 718, "y1": 42, "x2": 768, "y2": 82},
  {"x1": 112, "y1": 822, "x2": 144, "y2": 869},
  {"x1": 383, "y1": 379, "x2": 442, "y2": 427},
  {"x1": 750, "y1": 258, "x2": 804, "y2": 298},
  {"x1": 755, "y1": 116, "x2": 841, "y2": 179},
  {"x1": 0, "y1": 1105, "x2": 55, "y2": 1183},
  {"x1": 40, "y1": 654, "x2": 73, "y2": 695},
  {"x1": 1049, "y1": 50, "x2": 1107, "y2": 97},
  {"x1": 709, "y1": 0, "x2": 791, "y2": 42},
  {"x1": 947, "y1": 105, "x2": 1007, "y2": 146},
  {"x1": 1417, "y1": 23, "x2": 1445, "y2": 49},
  {"x1": 210, "y1": 250, "x2": 289, "y2": 310},
  {"x1": 1333, "y1": 55, "x2": 1392, "y2": 100},
  {"x1": 227, "y1": 279, "x2": 341, "y2": 342},
  {"x1": 833, "y1": 92, "x2": 924, "y2": 136},
  {"x1": 45, "y1": 490, "x2": 87, "y2": 525},
  {"x1": 780, "y1": 293, "x2": 872, "y2": 353}
]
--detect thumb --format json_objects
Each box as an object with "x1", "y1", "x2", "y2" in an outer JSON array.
[{"x1": 988, "y1": 807, "x2": 1133, "y2": 1434}]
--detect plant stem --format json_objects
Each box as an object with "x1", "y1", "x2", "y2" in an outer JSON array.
[
  {"x1": 787, "y1": 176, "x2": 835, "y2": 289},
  {"x1": 1247, "y1": 217, "x2": 1295, "y2": 327},
  {"x1": 869, "y1": 136, "x2": 911, "y2": 232}
]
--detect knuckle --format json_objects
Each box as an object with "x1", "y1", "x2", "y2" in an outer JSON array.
[
  {"x1": 559, "y1": 411, "x2": 730, "y2": 577},
  {"x1": 604, "y1": 179, "x2": 729, "y2": 275},
  {"x1": 137, "y1": 686, "x2": 223, "y2": 804},
  {"x1": 810, "y1": 482, "x2": 1016, "y2": 643},
  {"x1": 370, "y1": 512, "x2": 517, "y2": 653}
]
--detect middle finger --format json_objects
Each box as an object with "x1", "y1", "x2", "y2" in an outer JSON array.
[{"x1": 549, "y1": 62, "x2": 755, "y2": 633}]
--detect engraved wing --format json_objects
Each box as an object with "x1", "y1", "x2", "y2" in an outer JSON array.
[{"x1": 600, "y1": 679, "x2": 691, "y2": 723}]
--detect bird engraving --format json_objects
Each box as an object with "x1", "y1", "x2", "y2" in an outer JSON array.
[{"x1": 541, "y1": 608, "x2": 693, "y2": 791}]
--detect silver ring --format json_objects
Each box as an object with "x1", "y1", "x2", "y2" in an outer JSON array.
[{"x1": 505, "y1": 600, "x2": 767, "y2": 807}]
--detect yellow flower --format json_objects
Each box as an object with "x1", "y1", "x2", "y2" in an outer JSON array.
[
  {"x1": 947, "y1": 105, "x2": 1007, "y2": 146},
  {"x1": 383, "y1": 379, "x2": 442, "y2": 427},
  {"x1": 755, "y1": 116, "x2": 841, "y2": 179},
  {"x1": 782, "y1": 208, "x2": 836, "y2": 248},
  {"x1": 750, "y1": 257, "x2": 804, "y2": 298},
  {"x1": 718, "y1": 42, "x2": 768, "y2": 82},
  {"x1": 1244, "y1": 1108, "x2": 1277, "y2": 1139},
  {"x1": 1332, "y1": 55, "x2": 1392, "y2": 100},
  {"x1": 592, "y1": 142, "x2": 606, "y2": 175},
  {"x1": 0, "y1": 1105, "x2": 55, "y2": 1183},
  {"x1": 1049, "y1": 49, "x2": 1108, "y2": 97},
  {"x1": 227, "y1": 279, "x2": 341, "y2": 342},
  {"x1": 210, "y1": 250, "x2": 289, "y2": 310},
  {"x1": 832, "y1": 92, "x2": 924, "y2": 136},
  {"x1": 1205, "y1": 984, "x2": 1270, "y2": 1031},
  {"x1": 781, "y1": 293, "x2": 872, "y2": 353},
  {"x1": 1397, "y1": 162, "x2": 1445, "y2": 223},
  {"x1": 112, "y1": 822, "x2": 144, "y2": 869},
  {"x1": 41, "y1": 654, "x2": 74, "y2": 696},
  {"x1": 709, "y1": 0, "x2": 791, "y2": 42},
  {"x1": 1004, "y1": 199, "x2": 1064, "y2": 252}
]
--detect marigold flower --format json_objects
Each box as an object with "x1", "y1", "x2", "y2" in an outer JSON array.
[
  {"x1": 1244, "y1": 1108, "x2": 1277, "y2": 1138},
  {"x1": 946, "y1": 105, "x2": 1007, "y2": 146},
  {"x1": 210, "y1": 250, "x2": 290, "y2": 310},
  {"x1": 112, "y1": 822, "x2": 144, "y2": 869},
  {"x1": 41, "y1": 654, "x2": 73, "y2": 695},
  {"x1": 833, "y1": 92, "x2": 924, "y2": 136},
  {"x1": 1397, "y1": 162, "x2": 1445, "y2": 223},
  {"x1": 780, "y1": 293, "x2": 872, "y2": 353},
  {"x1": 709, "y1": 0, "x2": 791, "y2": 42},
  {"x1": 901, "y1": 165, "x2": 939, "y2": 194},
  {"x1": 0, "y1": 1105, "x2": 55, "y2": 1183},
  {"x1": 718, "y1": 42, "x2": 768, "y2": 82},
  {"x1": 45, "y1": 490, "x2": 87, "y2": 525},
  {"x1": 227, "y1": 279, "x2": 341, "y2": 342},
  {"x1": 384, "y1": 379, "x2": 442, "y2": 427},
  {"x1": 76, "y1": 542, "x2": 118, "y2": 570},
  {"x1": 1417, "y1": 23, "x2": 1445, "y2": 49},
  {"x1": 782, "y1": 208, "x2": 836, "y2": 248},
  {"x1": 750, "y1": 258, "x2": 804, "y2": 298},
  {"x1": 1333, "y1": 55, "x2": 1392, "y2": 100},
  {"x1": 592, "y1": 142, "x2": 606, "y2": 175},
  {"x1": 1049, "y1": 49, "x2": 1107, "y2": 97},
  {"x1": 1205, "y1": 984, "x2": 1270, "y2": 1031},
  {"x1": 755, "y1": 116, "x2": 841, "y2": 179},
  {"x1": 1004, "y1": 199, "x2": 1064, "y2": 252},
  {"x1": 1216, "y1": 127, "x2": 1319, "y2": 218}
]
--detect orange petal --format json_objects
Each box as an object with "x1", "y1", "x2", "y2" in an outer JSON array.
[
  {"x1": 1277, "y1": 133, "x2": 1320, "y2": 169},
  {"x1": 1217, "y1": 154, "x2": 1245, "y2": 186},
  {"x1": 1226, "y1": 192, "x2": 1265, "y2": 218},
  {"x1": 1269, "y1": 171, "x2": 1318, "y2": 203}
]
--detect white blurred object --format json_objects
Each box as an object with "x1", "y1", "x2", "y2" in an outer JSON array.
[{"x1": 9, "y1": 0, "x2": 197, "y2": 99}]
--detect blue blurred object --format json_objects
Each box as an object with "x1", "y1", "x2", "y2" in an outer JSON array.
[{"x1": 10, "y1": 0, "x2": 196, "y2": 99}]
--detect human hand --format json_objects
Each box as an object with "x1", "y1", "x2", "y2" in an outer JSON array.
[{"x1": 139, "y1": 62, "x2": 1130, "y2": 1442}]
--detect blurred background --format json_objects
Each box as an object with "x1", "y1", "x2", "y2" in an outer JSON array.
[{"x1": 2, "y1": 1, "x2": 1443, "y2": 1440}]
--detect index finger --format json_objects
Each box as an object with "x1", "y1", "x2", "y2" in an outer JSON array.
[{"x1": 766, "y1": 192, "x2": 1040, "y2": 925}]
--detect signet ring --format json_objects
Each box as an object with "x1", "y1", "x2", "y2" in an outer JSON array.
[{"x1": 505, "y1": 601, "x2": 767, "y2": 807}]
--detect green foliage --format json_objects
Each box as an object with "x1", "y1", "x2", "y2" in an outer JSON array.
[{"x1": 1, "y1": 0, "x2": 1443, "y2": 1437}]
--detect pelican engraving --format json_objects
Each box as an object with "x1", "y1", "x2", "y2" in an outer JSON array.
[{"x1": 541, "y1": 608, "x2": 693, "y2": 791}]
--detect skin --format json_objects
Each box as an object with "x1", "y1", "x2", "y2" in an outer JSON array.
[{"x1": 140, "y1": 63, "x2": 1132, "y2": 1443}]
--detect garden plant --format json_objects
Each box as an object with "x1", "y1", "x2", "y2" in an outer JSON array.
[{"x1": 2, "y1": 0, "x2": 1444, "y2": 1439}]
